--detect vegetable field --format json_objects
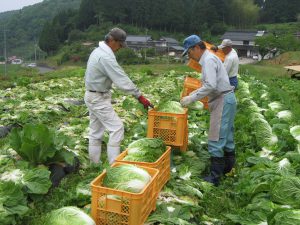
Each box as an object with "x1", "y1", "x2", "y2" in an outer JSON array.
[{"x1": 0, "y1": 65, "x2": 300, "y2": 225}]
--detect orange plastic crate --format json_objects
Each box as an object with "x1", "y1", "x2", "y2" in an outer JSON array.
[
  {"x1": 115, "y1": 146, "x2": 171, "y2": 195},
  {"x1": 206, "y1": 42, "x2": 225, "y2": 62},
  {"x1": 181, "y1": 76, "x2": 209, "y2": 109},
  {"x1": 187, "y1": 42, "x2": 225, "y2": 73},
  {"x1": 91, "y1": 163, "x2": 159, "y2": 225},
  {"x1": 181, "y1": 122, "x2": 188, "y2": 152},
  {"x1": 147, "y1": 109, "x2": 188, "y2": 151}
]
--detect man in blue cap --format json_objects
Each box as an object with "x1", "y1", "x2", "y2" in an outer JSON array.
[{"x1": 180, "y1": 35, "x2": 237, "y2": 186}]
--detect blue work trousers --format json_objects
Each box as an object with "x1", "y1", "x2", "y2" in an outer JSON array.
[
  {"x1": 229, "y1": 76, "x2": 238, "y2": 90},
  {"x1": 208, "y1": 92, "x2": 237, "y2": 157}
]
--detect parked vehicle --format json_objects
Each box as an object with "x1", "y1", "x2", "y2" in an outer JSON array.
[{"x1": 27, "y1": 63, "x2": 37, "y2": 67}]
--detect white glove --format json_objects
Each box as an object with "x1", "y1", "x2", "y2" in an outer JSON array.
[{"x1": 180, "y1": 96, "x2": 193, "y2": 107}]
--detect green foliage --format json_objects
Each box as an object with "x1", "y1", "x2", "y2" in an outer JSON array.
[
  {"x1": 269, "y1": 209, "x2": 300, "y2": 225},
  {"x1": 255, "y1": 34, "x2": 278, "y2": 59},
  {"x1": 271, "y1": 176, "x2": 300, "y2": 208},
  {"x1": 115, "y1": 48, "x2": 142, "y2": 65},
  {"x1": 255, "y1": 34, "x2": 300, "y2": 59},
  {"x1": 0, "y1": 0, "x2": 81, "y2": 59},
  {"x1": 0, "y1": 181, "x2": 29, "y2": 225},
  {"x1": 38, "y1": 22, "x2": 60, "y2": 54},
  {"x1": 77, "y1": 0, "x2": 97, "y2": 30},
  {"x1": 147, "y1": 203, "x2": 201, "y2": 224},
  {"x1": 9, "y1": 124, "x2": 76, "y2": 166},
  {"x1": 227, "y1": 0, "x2": 260, "y2": 29},
  {"x1": 68, "y1": 29, "x2": 84, "y2": 43},
  {"x1": 0, "y1": 167, "x2": 52, "y2": 195},
  {"x1": 259, "y1": 0, "x2": 300, "y2": 23}
]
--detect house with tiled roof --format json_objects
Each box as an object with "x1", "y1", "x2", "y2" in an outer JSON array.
[{"x1": 220, "y1": 30, "x2": 267, "y2": 57}]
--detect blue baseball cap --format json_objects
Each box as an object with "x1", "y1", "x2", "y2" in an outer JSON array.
[{"x1": 182, "y1": 35, "x2": 202, "y2": 56}]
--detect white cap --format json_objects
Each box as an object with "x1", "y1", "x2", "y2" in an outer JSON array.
[{"x1": 218, "y1": 39, "x2": 232, "y2": 49}]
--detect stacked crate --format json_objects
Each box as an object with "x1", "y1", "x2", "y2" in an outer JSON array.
[
  {"x1": 181, "y1": 76, "x2": 209, "y2": 109},
  {"x1": 115, "y1": 146, "x2": 171, "y2": 196},
  {"x1": 147, "y1": 108, "x2": 188, "y2": 151},
  {"x1": 91, "y1": 163, "x2": 159, "y2": 225}
]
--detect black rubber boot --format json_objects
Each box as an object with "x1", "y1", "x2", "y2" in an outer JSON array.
[
  {"x1": 204, "y1": 157, "x2": 225, "y2": 186},
  {"x1": 224, "y1": 151, "x2": 235, "y2": 175},
  {"x1": 49, "y1": 163, "x2": 66, "y2": 187},
  {"x1": 64, "y1": 156, "x2": 80, "y2": 174}
]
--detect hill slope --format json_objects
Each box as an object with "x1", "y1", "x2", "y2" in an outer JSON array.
[{"x1": 0, "y1": 0, "x2": 81, "y2": 59}]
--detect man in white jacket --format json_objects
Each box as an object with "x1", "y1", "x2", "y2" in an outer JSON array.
[
  {"x1": 84, "y1": 27, "x2": 152, "y2": 165},
  {"x1": 212, "y1": 39, "x2": 239, "y2": 90}
]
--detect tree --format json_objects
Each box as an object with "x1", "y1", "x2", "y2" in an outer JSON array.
[
  {"x1": 228, "y1": 0, "x2": 259, "y2": 29},
  {"x1": 38, "y1": 22, "x2": 60, "y2": 54},
  {"x1": 115, "y1": 48, "x2": 141, "y2": 64},
  {"x1": 68, "y1": 29, "x2": 84, "y2": 43},
  {"x1": 277, "y1": 34, "x2": 300, "y2": 52},
  {"x1": 76, "y1": 0, "x2": 97, "y2": 30},
  {"x1": 255, "y1": 34, "x2": 278, "y2": 60},
  {"x1": 260, "y1": 0, "x2": 300, "y2": 23}
]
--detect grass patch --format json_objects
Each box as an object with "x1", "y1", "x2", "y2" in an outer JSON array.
[
  {"x1": 0, "y1": 65, "x2": 85, "y2": 89},
  {"x1": 239, "y1": 51, "x2": 300, "y2": 80}
]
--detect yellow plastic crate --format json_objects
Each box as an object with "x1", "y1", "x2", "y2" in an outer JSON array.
[
  {"x1": 91, "y1": 163, "x2": 159, "y2": 225},
  {"x1": 147, "y1": 109, "x2": 188, "y2": 151},
  {"x1": 115, "y1": 146, "x2": 171, "y2": 195},
  {"x1": 181, "y1": 76, "x2": 209, "y2": 109}
]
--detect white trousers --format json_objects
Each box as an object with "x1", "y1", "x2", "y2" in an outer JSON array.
[{"x1": 84, "y1": 91, "x2": 124, "y2": 164}]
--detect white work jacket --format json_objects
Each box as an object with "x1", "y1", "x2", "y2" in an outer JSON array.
[
  {"x1": 224, "y1": 48, "x2": 239, "y2": 78},
  {"x1": 85, "y1": 41, "x2": 141, "y2": 98}
]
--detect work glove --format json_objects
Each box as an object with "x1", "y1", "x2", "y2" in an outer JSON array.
[
  {"x1": 138, "y1": 95, "x2": 153, "y2": 109},
  {"x1": 180, "y1": 96, "x2": 193, "y2": 107},
  {"x1": 210, "y1": 46, "x2": 218, "y2": 52}
]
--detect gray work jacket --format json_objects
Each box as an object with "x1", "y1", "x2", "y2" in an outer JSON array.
[{"x1": 190, "y1": 50, "x2": 233, "y2": 103}]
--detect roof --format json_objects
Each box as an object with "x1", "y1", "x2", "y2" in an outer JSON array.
[
  {"x1": 126, "y1": 35, "x2": 152, "y2": 42},
  {"x1": 170, "y1": 46, "x2": 184, "y2": 51},
  {"x1": 221, "y1": 31, "x2": 266, "y2": 41},
  {"x1": 160, "y1": 37, "x2": 179, "y2": 44}
]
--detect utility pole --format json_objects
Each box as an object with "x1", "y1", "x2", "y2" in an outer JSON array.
[
  {"x1": 145, "y1": 29, "x2": 148, "y2": 60},
  {"x1": 33, "y1": 37, "x2": 37, "y2": 63},
  {"x1": 3, "y1": 25, "x2": 7, "y2": 76},
  {"x1": 34, "y1": 44, "x2": 37, "y2": 63}
]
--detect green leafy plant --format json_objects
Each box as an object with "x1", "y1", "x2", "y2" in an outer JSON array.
[{"x1": 9, "y1": 124, "x2": 76, "y2": 166}]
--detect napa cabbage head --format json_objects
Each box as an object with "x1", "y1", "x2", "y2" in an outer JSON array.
[
  {"x1": 276, "y1": 110, "x2": 292, "y2": 121},
  {"x1": 268, "y1": 102, "x2": 283, "y2": 112},
  {"x1": 269, "y1": 209, "x2": 300, "y2": 225},
  {"x1": 254, "y1": 118, "x2": 278, "y2": 147},
  {"x1": 290, "y1": 125, "x2": 300, "y2": 142},
  {"x1": 124, "y1": 138, "x2": 166, "y2": 162},
  {"x1": 156, "y1": 101, "x2": 185, "y2": 113},
  {"x1": 188, "y1": 101, "x2": 204, "y2": 111},
  {"x1": 45, "y1": 206, "x2": 95, "y2": 225},
  {"x1": 103, "y1": 164, "x2": 152, "y2": 193},
  {"x1": 271, "y1": 176, "x2": 300, "y2": 208}
]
